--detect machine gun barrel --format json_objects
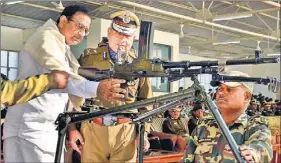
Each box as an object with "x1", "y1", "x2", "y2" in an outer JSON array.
[
  {"x1": 211, "y1": 74, "x2": 280, "y2": 85},
  {"x1": 168, "y1": 67, "x2": 218, "y2": 82},
  {"x1": 162, "y1": 57, "x2": 279, "y2": 69},
  {"x1": 171, "y1": 67, "x2": 218, "y2": 75},
  {"x1": 211, "y1": 74, "x2": 280, "y2": 93},
  {"x1": 78, "y1": 67, "x2": 113, "y2": 81}
]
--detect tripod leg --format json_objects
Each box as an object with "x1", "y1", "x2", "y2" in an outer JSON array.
[
  {"x1": 55, "y1": 131, "x2": 66, "y2": 163},
  {"x1": 138, "y1": 122, "x2": 145, "y2": 163}
]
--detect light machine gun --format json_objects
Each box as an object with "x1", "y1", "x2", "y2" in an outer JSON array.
[
  {"x1": 78, "y1": 22, "x2": 279, "y2": 84},
  {"x1": 78, "y1": 56, "x2": 279, "y2": 83}
]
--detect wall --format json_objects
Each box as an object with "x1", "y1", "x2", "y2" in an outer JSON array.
[
  {"x1": 23, "y1": 28, "x2": 36, "y2": 44},
  {"x1": 70, "y1": 37, "x2": 87, "y2": 58},
  {"x1": 1, "y1": 26, "x2": 23, "y2": 51},
  {"x1": 86, "y1": 19, "x2": 102, "y2": 48}
]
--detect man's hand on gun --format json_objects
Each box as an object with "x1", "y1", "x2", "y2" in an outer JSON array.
[
  {"x1": 68, "y1": 129, "x2": 84, "y2": 155},
  {"x1": 97, "y1": 79, "x2": 127, "y2": 101}
]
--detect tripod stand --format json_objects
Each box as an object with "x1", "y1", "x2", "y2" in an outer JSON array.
[
  {"x1": 54, "y1": 76, "x2": 247, "y2": 163},
  {"x1": 54, "y1": 84, "x2": 195, "y2": 163}
]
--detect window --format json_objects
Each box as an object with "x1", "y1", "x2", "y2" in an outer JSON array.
[
  {"x1": 133, "y1": 41, "x2": 171, "y2": 92},
  {"x1": 1, "y1": 50, "x2": 19, "y2": 80},
  {"x1": 197, "y1": 74, "x2": 214, "y2": 92}
]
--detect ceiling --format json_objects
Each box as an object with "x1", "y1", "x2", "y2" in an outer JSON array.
[{"x1": 1, "y1": 1, "x2": 280, "y2": 59}]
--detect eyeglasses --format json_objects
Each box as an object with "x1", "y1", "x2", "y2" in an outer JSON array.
[
  {"x1": 69, "y1": 19, "x2": 90, "y2": 36},
  {"x1": 172, "y1": 110, "x2": 181, "y2": 113}
]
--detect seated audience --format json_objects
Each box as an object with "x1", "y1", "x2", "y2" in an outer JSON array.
[{"x1": 163, "y1": 105, "x2": 189, "y2": 152}]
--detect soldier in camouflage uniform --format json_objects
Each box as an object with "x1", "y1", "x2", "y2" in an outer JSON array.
[
  {"x1": 69, "y1": 11, "x2": 153, "y2": 162},
  {"x1": 182, "y1": 71, "x2": 272, "y2": 163},
  {"x1": 1, "y1": 70, "x2": 69, "y2": 107}
]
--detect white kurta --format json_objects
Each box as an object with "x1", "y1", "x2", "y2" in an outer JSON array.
[{"x1": 3, "y1": 19, "x2": 99, "y2": 162}]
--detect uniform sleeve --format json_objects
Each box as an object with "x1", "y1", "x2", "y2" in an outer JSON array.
[
  {"x1": 64, "y1": 78, "x2": 99, "y2": 98},
  {"x1": 138, "y1": 77, "x2": 153, "y2": 112},
  {"x1": 245, "y1": 121, "x2": 273, "y2": 163},
  {"x1": 138, "y1": 77, "x2": 153, "y2": 102},
  {"x1": 1, "y1": 74, "x2": 53, "y2": 106}
]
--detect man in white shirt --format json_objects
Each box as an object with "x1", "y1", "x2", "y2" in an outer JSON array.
[{"x1": 3, "y1": 5, "x2": 126, "y2": 162}]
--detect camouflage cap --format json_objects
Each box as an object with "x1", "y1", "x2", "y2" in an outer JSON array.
[
  {"x1": 211, "y1": 71, "x2": 254, "y2": 93},
  {"x1": 110, "y1": 10, "x2": 140, "y2": 36}
]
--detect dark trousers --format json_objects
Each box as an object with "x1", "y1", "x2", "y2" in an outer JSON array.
[
  {"x1": 149, "y1": 139, "x2": 175, "y2": 151},
  {"x1": 72, "y1": 150, "x2": 81, "y2": 163}
]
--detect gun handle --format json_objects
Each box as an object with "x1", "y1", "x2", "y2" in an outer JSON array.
[{"x1": 121, "y1": 82, "x2": 129, "y2": 99}]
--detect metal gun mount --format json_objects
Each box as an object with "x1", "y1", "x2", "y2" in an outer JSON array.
[{"x1": 54, "y1": 75, "x2": 247, "y2": 163}]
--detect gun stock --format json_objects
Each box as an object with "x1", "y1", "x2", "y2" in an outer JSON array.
[{"x1": 78, "y1": 67, "x2": 112, "y2": 81}]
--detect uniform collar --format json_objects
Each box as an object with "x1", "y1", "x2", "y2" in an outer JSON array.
[
  {"x1": 231, "y1": 113, "x2": 248, "y2": 128},
  {"x1": 108, "y1": 47, "x2": 117, "y2": 63},
  {"x1": 97, "y1": 41, "x2": 137, "y2": 62}
]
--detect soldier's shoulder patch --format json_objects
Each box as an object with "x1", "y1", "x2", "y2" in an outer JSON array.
[
  {"x1": 98, "y1": 42, "x2": 107, "y2": 47},
  {"x1": 82, "y1": 48, "x2": 98, "y2": 57}
]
